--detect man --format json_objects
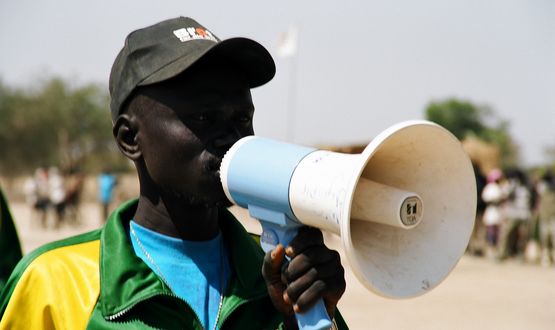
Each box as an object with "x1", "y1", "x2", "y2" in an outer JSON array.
[
  {"x1": 0, "y1": 187, "x2": 23, "y2": 292},
  {"x1": 0, "y1": 17, "x2": 347, "y2": 329}
]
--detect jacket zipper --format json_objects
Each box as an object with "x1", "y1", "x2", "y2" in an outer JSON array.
[
  {"x1": 105, "y1": 291, "x2": 205, "y2": 329},
  {"x1": 217, "y1": 292, "x2": 269, "y2": 329}
]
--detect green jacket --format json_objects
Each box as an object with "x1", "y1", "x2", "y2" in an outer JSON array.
[
  {"x1": 0, "y1": 188, "x2": 23, "y2": 292},
  {"x1": 0, "y1": 199, "x2": 348, "y2": 329}
]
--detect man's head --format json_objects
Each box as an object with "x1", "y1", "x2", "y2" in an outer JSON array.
[{"x1": 109, "y1": 17, "x2": 275, "y2": 207}]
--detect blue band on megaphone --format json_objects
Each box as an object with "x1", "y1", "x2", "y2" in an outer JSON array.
[{"x1": 224, "y1": 137, "x2": 315, "y2": 222}]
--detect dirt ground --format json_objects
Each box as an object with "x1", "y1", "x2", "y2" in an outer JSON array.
[{"x1": 8, "y1": 201, "x2": 555, "y2": 330}]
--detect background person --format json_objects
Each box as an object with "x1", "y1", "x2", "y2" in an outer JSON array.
[
  {"x1": 23, "y1": 167, "x2": 50, "y2": 228},
  {"x1": 481, "y1": 168, "x2": 509, "y2": 260},
  {"x1": 497, "y1": 168, "x2": 532, "y2": 260},
  {"x1": 468, "y1": 163, "x2": 487, "y2": 256},
  {"x1": 48, "y1": 166, "x2": 66, "y2": 228},
  {"x1": 62, "y1": 169, "x2": 86, "y2": 226},
  {"x1": 97, "y1": 169, "x2": 118, "y2": 222}
]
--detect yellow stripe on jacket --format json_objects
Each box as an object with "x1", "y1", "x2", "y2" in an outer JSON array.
[{"x1": 0, "y1": 240, "x2": 100, "y2": 330}]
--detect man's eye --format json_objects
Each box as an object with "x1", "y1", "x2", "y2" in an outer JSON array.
[
  {"x1": 236, "y1": 114, "x2": 253, "y2": 123},
  {"x1": 193, "y1": 113, "x2": 209, "y2": 121}
]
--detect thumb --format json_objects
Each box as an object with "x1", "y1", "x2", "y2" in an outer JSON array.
[
  {"x1": 262, "y1": 244, "x2": 294, "y2": 315},
  {"x1": 262, "y1": 244, "x2": 286, "y2": 285}
]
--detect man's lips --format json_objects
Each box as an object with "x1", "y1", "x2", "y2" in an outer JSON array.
[{"x1": 207, "y1": 158, "x2": 222, "y2": 173}]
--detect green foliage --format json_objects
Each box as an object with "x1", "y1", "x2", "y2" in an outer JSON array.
[
  {"x1": 0, "y1": 78, "x2": 130, "y2": 176},
  {"x1": 425, "y1": 99, "x2": 486, "y2": 140},
  {"x1": 425, "y1": 98, "x2": 519, "y2": 167},
  {"x1": 544, "y1": 145, "x2": 555, "y2": 173}
]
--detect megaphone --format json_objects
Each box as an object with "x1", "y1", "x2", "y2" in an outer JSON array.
[{"x1": 220, "y1": 120, "x2": 476, "y2": 330}]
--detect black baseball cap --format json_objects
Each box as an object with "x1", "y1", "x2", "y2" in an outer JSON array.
[{"x1": 109, "y1": 16, "x2": 276, "y2": 121}]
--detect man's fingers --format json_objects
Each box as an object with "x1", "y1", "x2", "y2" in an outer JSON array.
[
  {"x1": 261, "y1": 244, "x2": 295, "y2": 316},
  {"x1": 283, "y1": 247, "x2": 341, "y2": 282},
  {"x1": 261, "y1": 231, "x2": 346, "y2": 320},
  {"x1": 284, "y1": 268, "x2": 318, "y2": 304},
  {"x1": 290, "y1": 277, "x2": 345, "y2": 317},
  {"x1": 286, "y1": 227, "x2": 324, "y2": 257},
  {"x1": 284, "y1": 266, "x2": 345, "y2": 310},
  {"x1": 290, "y1": 280, "x2": 327, "y2": 313}
]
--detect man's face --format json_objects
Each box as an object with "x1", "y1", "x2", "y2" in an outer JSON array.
[{"x1": 132, "y1": 61, "x2": 255, "y2": 207}]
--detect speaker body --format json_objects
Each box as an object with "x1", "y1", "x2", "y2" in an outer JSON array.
[{"x1": 221, "y1": 120, "x2": 476, "y2": 300}]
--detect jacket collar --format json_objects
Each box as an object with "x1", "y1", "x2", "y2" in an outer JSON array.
[{"x1": 99, "y1": 199, "x2": 268, "y2": 318}]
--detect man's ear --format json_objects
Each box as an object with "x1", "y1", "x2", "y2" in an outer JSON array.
[{"x1": 113, "y1": 114, "x2": 141, "y2": 161}]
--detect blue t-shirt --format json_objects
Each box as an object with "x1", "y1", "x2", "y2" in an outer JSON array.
[
  {"x1": 129, "y1": 221, "x2": 229, "y2": 330},
  {"x1": 98, "y1": 174, "x2": 116, "y2": 203}
]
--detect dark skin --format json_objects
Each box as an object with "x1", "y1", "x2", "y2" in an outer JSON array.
[{"x1": 113, "y1": 56, "x2": 345, "y2": 326}]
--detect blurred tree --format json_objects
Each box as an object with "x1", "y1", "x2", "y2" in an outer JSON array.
[
  {"x1": 425, "y1": 98, "x2": 519, "y2": 167},
  {"x1": 0, "y1": 78, "x2": 130, "y2": 176}
]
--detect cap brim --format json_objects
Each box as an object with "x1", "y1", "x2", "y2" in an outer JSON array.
[{"x1": 139, "y1": 37, "x2": 275, "y2": 88}]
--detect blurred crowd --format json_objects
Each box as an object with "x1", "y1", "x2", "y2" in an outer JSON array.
[
  {"x1": 22, "y1": 166, "x2": 117, "y2": 229},
  {"x1": 469, "y1": 166, "x2": 555, "y2": 267}
]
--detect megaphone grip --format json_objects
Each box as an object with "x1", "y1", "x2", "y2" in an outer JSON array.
[
  {"x1": 258, "y1": 221, "x2": 332, "y2": 330},
  {"x1": 295, "y1": 300, "x2": 333, "y2": 330}
]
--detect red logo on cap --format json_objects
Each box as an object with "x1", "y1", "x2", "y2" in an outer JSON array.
[{"x1": 173, "y1": 27, "x2": 217, "y2": 43}]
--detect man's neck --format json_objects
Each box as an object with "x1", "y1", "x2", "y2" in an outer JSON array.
[{"x1": 133, "y1": 195, "x2": 221, "y2": 241}]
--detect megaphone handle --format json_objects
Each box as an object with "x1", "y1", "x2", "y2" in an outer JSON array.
[{"x1": 260, "y1": 222, "x2": 333, "y2": 330}]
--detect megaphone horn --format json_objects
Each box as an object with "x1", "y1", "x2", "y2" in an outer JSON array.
[{"x1": 220, "y1": 120, "x2": 477, "y2": 329}]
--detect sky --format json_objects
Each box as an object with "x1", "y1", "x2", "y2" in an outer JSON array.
[{"x1": 1, "y1": 0, "x2": 554, "y2": 167}]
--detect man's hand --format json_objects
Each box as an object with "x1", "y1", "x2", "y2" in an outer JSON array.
[{"x1": 262, "y1": 227, "x2": 346, "y2": 321}]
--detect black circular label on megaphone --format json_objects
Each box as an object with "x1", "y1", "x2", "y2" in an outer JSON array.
[{"x1": 400, "y1": 196, "x2": 423, "y2": 227}]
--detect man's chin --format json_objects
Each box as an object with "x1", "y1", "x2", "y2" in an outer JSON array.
[
  {"x1": 200, "y1": 187, "x2": 233, "y2": 208},
  {"x1": 211, "y1": 198, "x2": 233, "y2": 209},
  {"x1": 165, "y1": 188, "x2": 232, "y2": 209},
  {"x1": 192, "y1": 198, "x2": 232, "y2": 209}
]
